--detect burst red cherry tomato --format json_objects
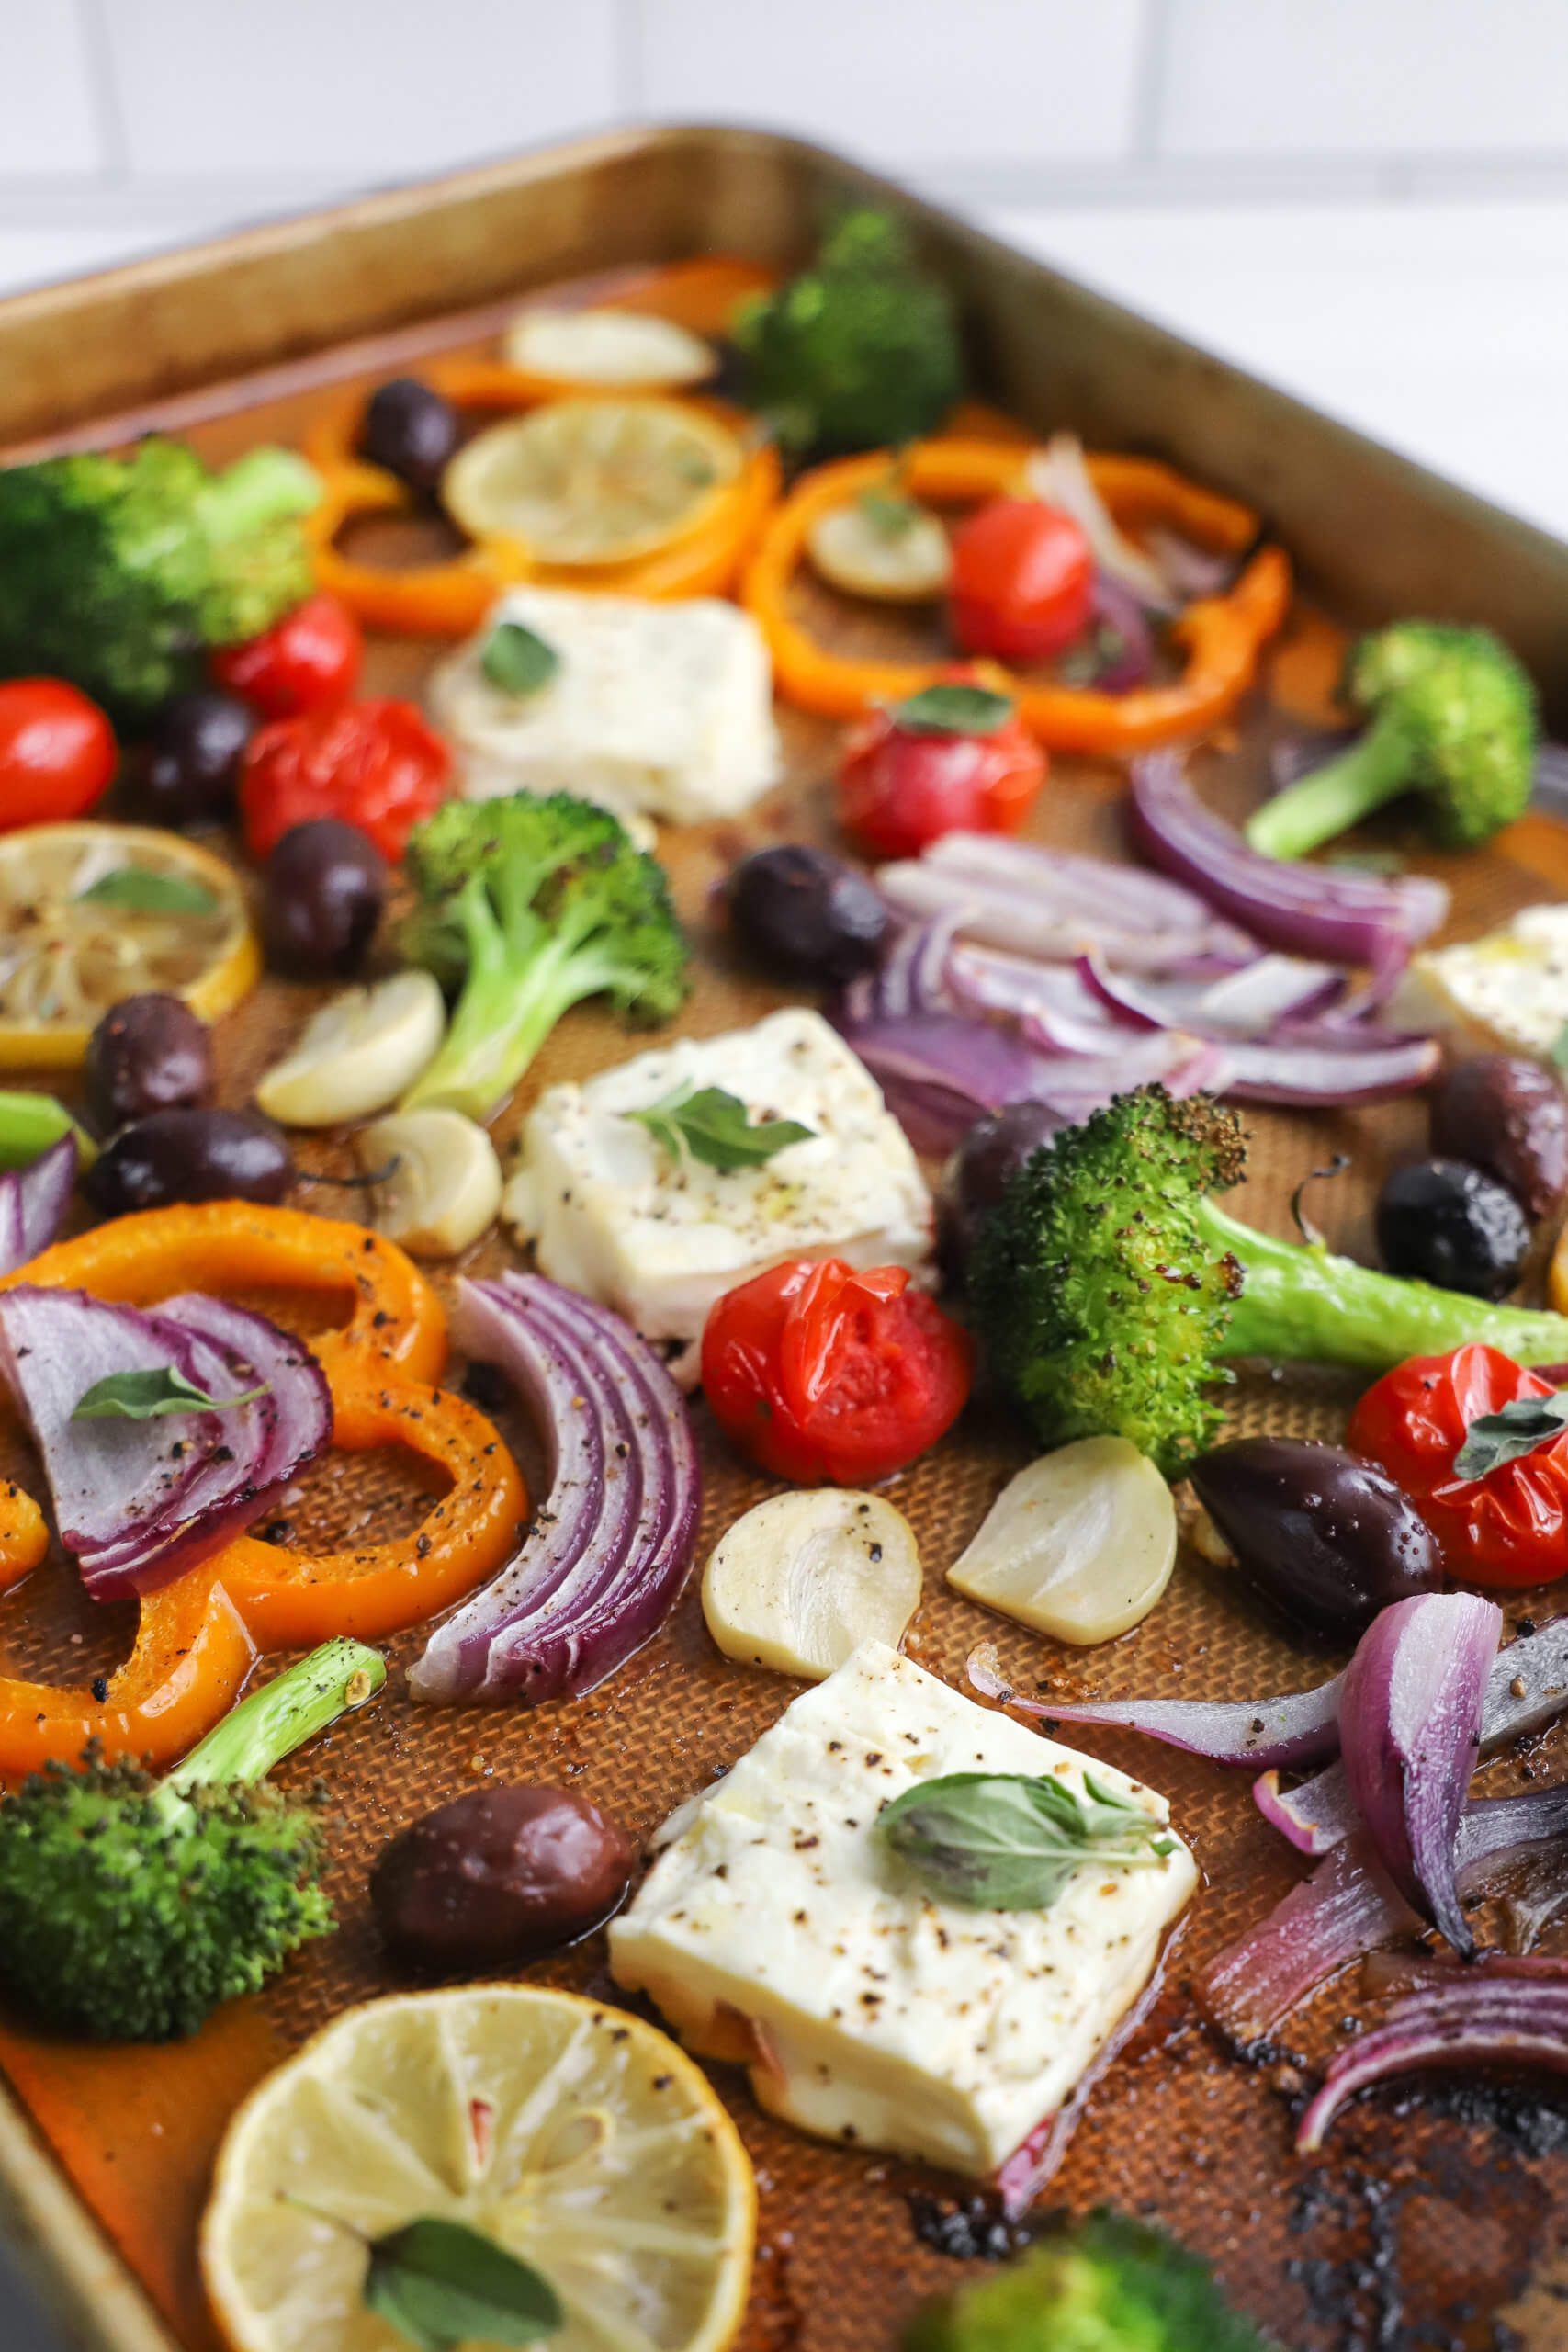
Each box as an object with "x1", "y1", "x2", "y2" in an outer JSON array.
[
  {"x1": 837, "y1": 678, "x2": 1045, "y2": 859},
  {"x1": 701, "y1": 1257, "x2": 973, "y2": 1486},
  {"x1": 240, "y1": 698, "x2": 450, "y2": 864},
  {"x1": 0, "y1": 679, "x2": 116, "y2": 830},
  {"x1": 211, "y1": 591, "x2": 363, "y2": 718},
  {"x1": 948, "y1": 498, "x2": 1094, "y2": 664},
  {"x1": 1347, "y1": 1342, "x2": 1568, "y2": 1589}
]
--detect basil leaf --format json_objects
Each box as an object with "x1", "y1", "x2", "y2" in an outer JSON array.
[
  {"x1": 1551, "y1": 1021, "x2": 1568, "y2": 1077},
  {"x1": 364, "y1": 2216, "x2": 561, "y2": 2352},
  {"x1": 630, "y1": 1083, "x2": 816, "y2": 1171},
  {"x1": 71, "y1": 1366, "x2": 268, "y2": 1422},
  {"x1": 876, "y1": 1770, "x2": 1175, "y2": 1911},
  {"x1": 858, "y1": 487, "x2": 920, "y2": 540},
  {"x1": 77, "y1": 868, "x2": 219, "y2": 917},
  {"x1": 481, "y1": 621, "x2": 560, "y2": 697},
  {"x1": 1453, "y1": 1391, "x2": 1568, "y2": 1481},
  {"x1": 892, "y1": 684, "x2": 1012, "y2": 737}
]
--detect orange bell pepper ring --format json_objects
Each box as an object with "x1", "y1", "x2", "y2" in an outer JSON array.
[
  {"x1": 742, "y1": 437, "x2": 1292, "y2": 753},
  {"x1": 0, "y1": 1206, "x2": 525, "y2": 1775}
]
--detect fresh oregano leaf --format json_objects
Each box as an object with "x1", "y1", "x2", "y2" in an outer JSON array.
[
  {"x1": 481, "y1": 621, "x2": 560, "y2": 697},
  {"x1": 630, "y1": 1083, "x2": 816, "y2": 1171},
  {"x1": 892, "y1": 684, "x2": 1012, "y2": 737},
  {"x1": 1453, "y1": 1391, "x2": 1568, "y2": 1481},
  {"x1": 71, "y1": 1366, "x2": 269, "y2": 1422},
  {"x1": 363, "y1": 2216, "x2": 562, "y2": 2352},
  {"x1": 77, "y1": 868, "x2": 219, "y2": 917},
  {"x1": 876, "y1": 1770, "x2": 1175, "y2": 1911}
]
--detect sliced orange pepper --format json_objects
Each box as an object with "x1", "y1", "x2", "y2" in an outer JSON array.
[
  {"x1": 0, "y1": 1481, "x2": 48, "y2": 1594},
  {"x1": 742, "y1": 436, "x2": 1292, "y2": 753}
]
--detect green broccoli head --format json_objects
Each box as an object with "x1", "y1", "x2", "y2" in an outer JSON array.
[
  {"x1": 733, "y1": 207, "x2": 964, "y2": 458},
  {"x1": 907, "y1": 2211, "x2": 1273, "y2": 2352},
  {"x1": 0, "y1": 437, "x2": 320, "y2": 722},
  {"x1": 400, "y1": 790, "x2": 691, "y2": 1123},
  {"x1": 1246, "y1": 618, "x2": 1537, "y2": 859}
]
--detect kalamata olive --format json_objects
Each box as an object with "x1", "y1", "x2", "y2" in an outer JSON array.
[
  {"x1": 1430, "y1": 1054, "x2": 1568, "y2": 1221},
  {"x1": 261, "y1": 819, "x2": 388, "y2": 978},
  {"x1": 83, "y1": 993, "x2": 214, "y2": 1134},
  {"x1": 139, "y1": 690, "x2": 254, "y2": 826},
  {"x1": 85, "y1": 1108, "x2": 293, "y2": 1216},
  {"x1": 359, "y1": 376, "x2": 461, "y2": 494},
  {"x1": 938, "y1": 1099, "x2": 1057, "y2": 1280},
  {"x1": 370, "y1": 1784, "x2": 636, "y2": 1970},
  {"x1": 1190, "y1": 1436, "x2": 1443, "y2": 1639},
  {"x1": 728, "y1": 843, "x2": 889, "y2": 983},
  {"x1": 1375, "y1": 1155, "x2": 1529, "y2": 1300}
]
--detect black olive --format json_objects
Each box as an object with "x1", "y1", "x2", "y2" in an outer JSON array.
[
  {"x1": 138, "y1": 690, "x2": 254, "y2": 827},
  {"x1": 83, "y1": 994, "x2": 214, "y2": 1134},
  {"x1": 1375, "y1": 1156, "x2": 1530, "y2": 1300},
  {"x1": 359, "y1": 377, "x2": 461, "y2": 494},
  {"x1": 938, "y1": 1100, "x2": 1057, "y2": 1281},
  {"x1": 85, "y1": 1109, "x2": 293, "y2": 1216},
  {"x1": 728, "y1": 844, "x2": 889, "y2": 983},
  {"x1": 1430, "y1": 1054, "x2": 1568, "y2": 1222},
  {"x1": 370, "y1": 1785, "x2": 636, "y2": 1970},
  {"x1": 1190, "y1": 1436, "x2": 1443, "y2": 1639},
  {"x1": 261, "y1": 819, "x2": 387, "y2": 978}
]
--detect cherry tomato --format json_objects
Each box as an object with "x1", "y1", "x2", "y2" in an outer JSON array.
[
  {"x1": 1347, "y1": 1343, "x2": 1568, "y2": 1589},
  {"x1": 701, "y1": 1257, "x2": 973, "y2": 1486},
  {"x1": 240, "y1": 699, "x2": 450, "y2": 865},
  {"x1": 0, "y1": 679, "x2": 116, "y2": 829},
  {"x1": 212, "y1": 592, "x2": 363, "y2": 718},
  {"x1": 949, "y1": 498, "x2": 1094, "y2": 664},
  {"x1": 838, "y1": 679, "x2": 1045, "y2": 859}
]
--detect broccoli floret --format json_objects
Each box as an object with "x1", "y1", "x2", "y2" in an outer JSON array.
[
  {"x1": 0, "y1": 1638, "x2": 382, "y2": 2041},
  {"x1": 906, "y1": 2210, "x2": 1274, "y2": 2352},
  {"x1": 400, "y1": 791, "x2": 691, "y2": 1123},
  {"x1": 969, "y1": 1085, "x2": 1568, "y2": 1476},
  {"x1": 1246, "y1": 620, "x2": 1537, "y2": 859},
  {"x1": 733, "y1": 208, "x2": 964, "y2": 458},
  {"x1": 0, "y1": 438, "x2": 321, "y2": 722}
]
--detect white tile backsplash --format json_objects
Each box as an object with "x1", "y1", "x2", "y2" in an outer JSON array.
[{"x1": 5, "y1": 1, "x2": 104, "y2": 175}]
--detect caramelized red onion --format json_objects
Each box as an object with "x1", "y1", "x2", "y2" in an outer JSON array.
[
  {"x1": 1297, "y1": 1971, "x2": 1568, "y2": 2153},
  {"x1": 967, "y1": 1641, "x2": 1344, "y2": 1770},
  {"x1": 0, "y1": 1135, "x2": 76, "y2": 1274},
  {"x1": 408, "y1": 1273, "x2": 699, "y2": 1707}
]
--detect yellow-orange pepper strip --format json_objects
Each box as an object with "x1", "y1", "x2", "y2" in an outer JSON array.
[{"x1": 741, "y1": 437, "x2": 1292, "y2": 752}]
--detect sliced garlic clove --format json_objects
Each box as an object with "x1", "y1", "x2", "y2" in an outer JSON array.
[
  {"x1": 254, "y1": 971, "x2": 446, "y2": 1128},
  {"x1": 806, "y1": 495, "x2": 952, "y2": 604},
  {"x1": 502, "y1": 307, "x2": 717, "y2": 389},
  {"x1": 946, "y1": 1435, "x2": 1177, "y2": 1645},
  {"x1": 356, "y1": 1108, "x2": 502, "y2": 1257},
  {"x1": 703, "y1": 1490, "x2": 921, "y2": 1681}
]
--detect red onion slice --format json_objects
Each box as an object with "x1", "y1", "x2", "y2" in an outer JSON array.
[
  {"x1": 0, "y1": 1135, "x2": 76, "y2": 1276},
  {"x1": 839, "y1": 915, "x2": 962, "y2": 1027},
  {"x1": 1296, "y1": 1977, "x2": 1568, "y2": 2153},
  {"x1": 949, "y1": 946, "x2": 1137, "y2": 1055},
  {"x1": 1079, "y1": 953, "x2": 1344, "y2": 1041},
  {"x1": 967, "y1": 1641, "x2": 1344, "y2": 1770},
  {"x1": 1222, "y1": 1032, "x2": 1440, "y2": 1105},
  {"x1": 1077, "y1": 574, "x2": 1156, "y2": 693}
]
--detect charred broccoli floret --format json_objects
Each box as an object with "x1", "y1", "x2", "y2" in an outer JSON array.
[
  {"x1": 0, "y1": 1639, "x2": 382, "y2": 2041},
  {"x1": 1247, "y1": 620, "x2": 1537, "y2": 858},
  {"x1": 400, "y1": 791, "x2": 691, "y2": 1123},
  {"x1": 969, "y1": 1086, "x2": 1568, "y2": 1474},
  {"x1": 0, "y1": 438, "x2": 320, "y2": 721},
  {"x1": 733, "y1": 208, "x2": 964, "y2": 457}
]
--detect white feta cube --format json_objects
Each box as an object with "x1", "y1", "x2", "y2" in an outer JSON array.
[{"x1": 1395, "y1": 901, "x2": 1568, "y2": 1058}]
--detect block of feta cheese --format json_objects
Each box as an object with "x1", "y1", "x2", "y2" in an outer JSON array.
[
  {"x1": 608, "y1": 1641, "x2": 1197, "y2": 2178},
  {"x1": 427, "y1": 585, "x2": 780, "y2": 831},
  {"x1": 502, "y1": 1008, "x2": 935, "y2": 1382},
  {"x1": 1394, "y1": 902, "x2": 1568, "y2": 1058}
]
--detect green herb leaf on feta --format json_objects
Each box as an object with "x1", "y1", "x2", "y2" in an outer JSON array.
[
  {"x1": 631, "y1": 1081, "x2": 816, "y2": 1171},
  {"x1": 480, "y1": 620, "x2": 559, "y2": 697},
  {"x1": 877, "y1": 1768, "x2": 1176, "y2": 1911}
]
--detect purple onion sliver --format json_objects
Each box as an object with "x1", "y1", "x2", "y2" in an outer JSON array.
[
  {"x1": 1297, "y1": 1981, "x2": 1568, "y2": 2154},
  {"x1": 1222, "y1": 1032, "x2": 1440, "y2": 1106},
  {"x1": 969, "y1": 1641, "x2": 1344, "y2": 1770},
  {"x1": 1083, "y1": 573, "x2": 1156, "y2": 694},
  {"x1": 7, "y1": 1134, "x2": 76, "y2": 1272}
]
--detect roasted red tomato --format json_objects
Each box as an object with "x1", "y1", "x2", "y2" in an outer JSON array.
[
  {"x1": 0, "y1": 679, "x2": 116, "y2": 829},
  {"x1": 948, "y1": 497, "x2": 1094, "y2": 664},
  {"x1": 701, "y1": 1257, "x2": 973, "y2": 1485},
  {"x1": 837, "y1": 677, "x2": 1045, "y2": 859},
  {"x1": 241, "y1": 698, "x2": 450, "y2": 864},
  {"x1": 212, "y1": 591, "x2": 364, "y2": 718},
  {"x1": 1347, "y1": 1342, "x2": 1568, "y2": 1589}
]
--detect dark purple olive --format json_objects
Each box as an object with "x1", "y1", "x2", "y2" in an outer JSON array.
[
  {"x1": 139, "y1": 690, "x2": 254, "y2": 826},
  {"x1": 370, "y1": 1785, "x2": 636, "y2": 1970},
  {"x1": 359, "y1": 376, "x2": 461, "y2": 494},
  {"x1": 85, "y1": 1108, "x2": 293, "y2": 1216},
  {"x1": 261, "y1": 819, "x2": 387, "y2": 978},
  {"x1": 1375, "y1": 1155, "x2": 1529, "y2": 1300},
  {"x1": 83, "y1": 993, "x2": 214, "y2": 1134},
  {"x1": 1430, "y1": 1054, "x2": 1568, "y2": 1221},
  {"x1": 939, "y1": 1100, "x2": 1057, "y2": 1280},
  {"x1": 728, "y1": 843, "x2": 889, "y2": 984},
  {"x1": 1190, "y1": 1437, "x2": 1443, "y2": 1639}
]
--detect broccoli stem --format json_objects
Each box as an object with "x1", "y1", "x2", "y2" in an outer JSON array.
[
  {"x1": 160, "y1": 1637, "x2": 384, "y2": 1813},
  {"x1": 1244, "y1": 717, "x2": 1415, "y2": 859},
  {"x1": 199, "y1": 447, "x2": 321, "y2": 546},
  {"x1": 1198, "y1": 1197, "x2": 1568, "y2": 1371}
]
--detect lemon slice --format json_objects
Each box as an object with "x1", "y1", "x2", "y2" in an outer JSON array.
[
  {"x1": 503, "y1": 309, "x2": 717, "y2": 389},
  {"x1": 202, "y1": 1985, "x2": 756, "y2": 2352},
  {"x1": 807, "y1": 491, "x2": 952, "y2": 603},
  {"x1": 0, "y1": 823, "x2": 259, "y2": 1069},
  {"x1": 442, "y1": 398, "x2": 743, "y2": 568}
]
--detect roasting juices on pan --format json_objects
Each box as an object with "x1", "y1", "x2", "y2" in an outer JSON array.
[{"x1": 0, "y1": 203, "x2": 1566, "y2": 2352}]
